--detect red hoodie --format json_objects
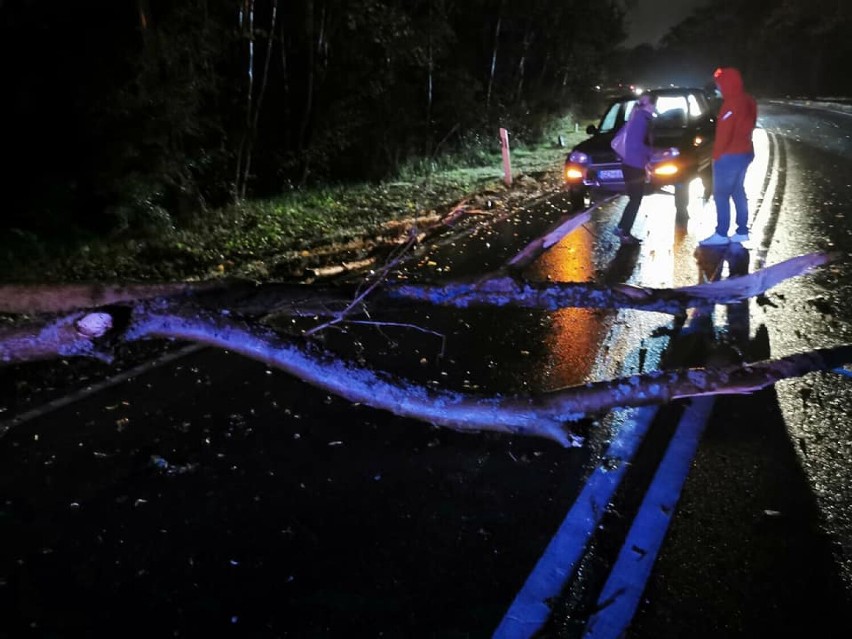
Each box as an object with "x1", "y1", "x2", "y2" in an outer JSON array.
[{"x1": 712, "y1": 67, "x2": 757, "y2": 160}]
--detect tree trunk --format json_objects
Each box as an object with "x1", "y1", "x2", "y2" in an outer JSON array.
[
  {"x1": 234, "y1": 0, "x2": 257, "y2": 201},
  {"x1": 0, "y1": 213, "x2": 841, "y2": 448},
  {"x1": 3, "y1": 301, "x2": 851, "y2": 447},
  {"x1": 486, "y1": 9, "x2": 502, "y2": 113},
  {"x1": 239, "y1": 0, "x2": 278, "y2": 200}
]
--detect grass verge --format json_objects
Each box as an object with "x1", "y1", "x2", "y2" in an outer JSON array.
[{"x1": 1, "y1": 121, "x2": 587, "y2": 284}]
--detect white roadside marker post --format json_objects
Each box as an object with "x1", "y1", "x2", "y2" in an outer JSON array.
[{"x1": 500, "y1": 127, "x2": 512, "y2": 187}]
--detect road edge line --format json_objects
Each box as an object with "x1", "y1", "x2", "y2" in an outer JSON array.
[
  {"x1": 581, "y1": 396, "x2": 715, "y2": 638},
  {"x1": 492, "y1": 405, "x2": 659, "y2": 639},
  {"x1": 1, "y1": 344, "x2": 205, "y2": 438}
]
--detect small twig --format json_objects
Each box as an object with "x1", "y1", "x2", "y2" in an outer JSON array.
[
  {"x1": 341, "y1": 320, "x2": 447, "y2": 357},
  {"x1": 303, "y1": 230, "x2": 420, "y2": 337}
]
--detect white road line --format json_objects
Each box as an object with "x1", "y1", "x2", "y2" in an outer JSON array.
[
  {"x1": 0, "y1": 344, "x2": 204, "y2": 438},
  {"x1": 492, "y1": 405, "x2": 660, "y2": 639},
  {"x1": 582, "y1": 397, "x2": 715, "y2": 638}
]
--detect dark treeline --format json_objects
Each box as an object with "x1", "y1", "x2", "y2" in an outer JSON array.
[
  {"x1": 1, "y1": 0, "x2": 625, "y2": 234},
  {"x1": 2, "y1": 0, "x2": 849, "y2": 237},
  {"x1": 619, "y1": 0, "x2": 852, "y2": 98}
]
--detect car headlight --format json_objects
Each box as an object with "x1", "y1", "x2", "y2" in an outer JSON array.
[
  {"x1": 564, "y1": 164, "x2": 585, "y2": 181},
  {"x1": 652, "y1": 162, "x2": 679, "y2": 177},
  {"x1": 568, "y1": 151, "x2": 589, "y2": 164}
]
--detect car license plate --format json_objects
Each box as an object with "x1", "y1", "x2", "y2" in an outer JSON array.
[{"x1": 598, "y1": 169, "x2": 623, "y2": 181}]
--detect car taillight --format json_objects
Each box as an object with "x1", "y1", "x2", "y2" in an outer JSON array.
[{"x1": 564, "y1": 164, "x2": 584, "y2": 181}]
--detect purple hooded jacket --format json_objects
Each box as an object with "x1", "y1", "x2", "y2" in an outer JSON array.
[{"x1": 621, "y1": 107, "x2": 654, "y2": 169}]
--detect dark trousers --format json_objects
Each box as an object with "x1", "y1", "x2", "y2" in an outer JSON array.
[{"x1": 618, "y1": 164, "x2": 646, "y2": 233}]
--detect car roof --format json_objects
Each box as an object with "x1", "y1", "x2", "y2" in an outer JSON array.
[
  {"x1": 648, "y1": 87, "x2": 706, "y2": 95},
  {"x1": 607, "y1": 87, "x2": 707, "y2": 101}
]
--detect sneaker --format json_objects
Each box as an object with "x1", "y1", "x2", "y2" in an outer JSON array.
[
  {"x1": 614, "y1": 227, "x2": 641, "y2": 244},
  {"x1": 699, "y1": 232, "x2": 730, "y2": 246},
  {"x1": 729, "y1": 232, "x2": 750, "y2": 243}
]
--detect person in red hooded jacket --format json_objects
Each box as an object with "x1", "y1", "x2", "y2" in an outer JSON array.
[{"x1": 699, "y1": 67, "x2": 758, "y2": 246}]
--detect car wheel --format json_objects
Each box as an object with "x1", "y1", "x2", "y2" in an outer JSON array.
[{"x1": 569, "y1": 188, "x2": 587, "y2": 211}]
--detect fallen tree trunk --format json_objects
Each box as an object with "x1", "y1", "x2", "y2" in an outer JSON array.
[
  {"x1": 383, "y1": 252, "x2": 830, "y2": 313},
  {"x1": 0, "y1": 311, "x2": 115, "y2": 364},
  {"x1": 0, "y1": 197, "x2": 840, "y2": 447},
  {"x1": 4, "y1": 302, "x2": 851, "y2": 447},
  {"x1": 0, "y1": 252, "x2": 830, "y2": 319},
  {"x1": 0, "y1": 281, "x2": 223, "y2": 314}
]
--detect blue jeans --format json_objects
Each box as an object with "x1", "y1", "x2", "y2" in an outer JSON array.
[{"x1": 712, "y1": 152, "x2": 754, "y2": 236}]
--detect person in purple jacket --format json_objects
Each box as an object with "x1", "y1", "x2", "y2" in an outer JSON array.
[{"x1": 616, "y1": 92, "x2": 657, "y2": 244}]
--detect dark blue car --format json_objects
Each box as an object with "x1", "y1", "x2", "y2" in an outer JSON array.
[{"x1": 563, "y1": 87, "x2": 717, "y2": 216}]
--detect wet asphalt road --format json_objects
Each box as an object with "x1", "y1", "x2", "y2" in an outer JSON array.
[
  {"x1": 2, "y1": 100, "x2": 852, "y2": 638},
  {"x1": 623, "y1": 101, "x2": 852, "y2": 637}
]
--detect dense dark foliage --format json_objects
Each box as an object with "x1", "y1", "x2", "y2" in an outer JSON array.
[
  {"x1": 2, "y1": 0, "x2": 849, "y2": 236},
  {"x1": 1, "y1": 0, "x2": 625, "y2": 233}
]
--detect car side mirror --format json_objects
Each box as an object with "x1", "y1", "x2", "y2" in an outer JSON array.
[{"x1": 586, "y1": 124, "x2": 597, "y2": 135}]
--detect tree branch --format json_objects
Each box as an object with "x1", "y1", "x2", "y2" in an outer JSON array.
[
  {"x1": 384, "y1": 252, "x2": 830, "y2": 314},
  {"x1": 0, "y1": 281, "x2": 224, "y2": 314},
  {"x1": 4, "y1": 302, "x2": 850, "y2": 447}
]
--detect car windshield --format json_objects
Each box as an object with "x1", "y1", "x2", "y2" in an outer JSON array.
[
  {"x1": 598, "y1": 101, "x2": 634, "y2": 133},
  {"x1": 598, "y1": 93, "x2": 705, "y2": 133}
]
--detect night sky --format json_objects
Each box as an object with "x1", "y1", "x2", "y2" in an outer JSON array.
[{"x1": 623, "y1": 0, "x2": 711, "y2": 47}]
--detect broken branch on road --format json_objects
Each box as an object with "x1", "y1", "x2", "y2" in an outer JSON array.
[
  {"x1": 2, "y1": 297, "x2": 851, "y2": 446},
  {"x1": 384, "y1": 252, "x2": 830, "y2": 314},
  {"x1": 0, "y1": 253, "x2": 829, "y2": 319},
  {"x1": 0, "y1": 204, "x2": 843, "y2": 446}
]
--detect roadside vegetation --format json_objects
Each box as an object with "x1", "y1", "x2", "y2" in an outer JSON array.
[
  {"x1": 3, "y1": 0, "x2": 623, "y2": 286},
  {"x1": 4, "y1": 0, "x2": 845, "y2": 287},
  {"x1": 1, "y1": 115, "x2": 587, "y2": 284}
]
